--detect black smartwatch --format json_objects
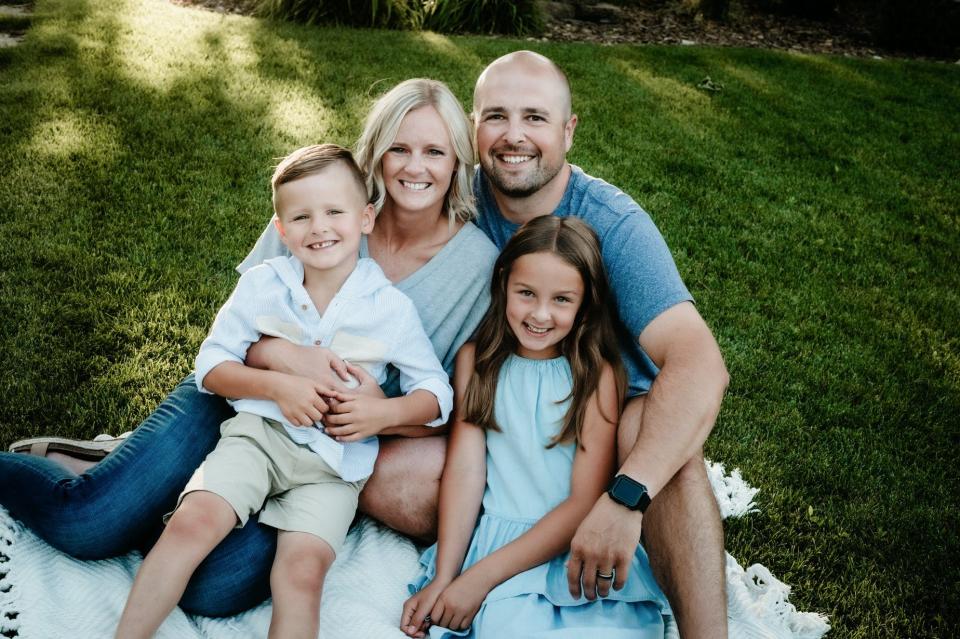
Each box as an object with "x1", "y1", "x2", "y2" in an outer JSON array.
[{"x1": 607, "y1": 474, "x2": 651, "y2": 513}]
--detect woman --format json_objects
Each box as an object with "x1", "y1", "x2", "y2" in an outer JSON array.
[{"x1": 0, "y1": 78, "x2": 498, "y2": 617}]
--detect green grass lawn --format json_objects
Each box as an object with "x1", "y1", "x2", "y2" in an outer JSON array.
[{"x1": 1, "y1": 0, "x2": 958, "y2": 636}]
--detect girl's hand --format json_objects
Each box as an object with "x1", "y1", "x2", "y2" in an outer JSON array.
[
  {"x1": 400, "y1": 579, "x2": 447, "y2": 638},
  {"x1": 268, "y1": 374, "x2": 331, "y2": 427},
  {"x1": 323, "y1": 394, "x2": 394, "y2": 441},
  {"x1": 427, "y1": 571, "x2": 489, "y2": 632}
]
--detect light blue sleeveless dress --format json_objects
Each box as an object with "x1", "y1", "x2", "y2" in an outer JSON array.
[{"x1": 409, "y1": 354, "x2": 672, "y2": 638}]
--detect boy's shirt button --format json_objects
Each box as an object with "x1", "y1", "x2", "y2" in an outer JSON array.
[
  {"x1": 301, "y1": 304, "x2": 308, "y2": 310},
  {"x1": 314, "y1": 340, "x2": 322, "y2": 346}
]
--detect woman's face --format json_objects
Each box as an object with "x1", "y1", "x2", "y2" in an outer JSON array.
[{"x1": 380, "y1": 105, "x2": 457, "y2": 217}]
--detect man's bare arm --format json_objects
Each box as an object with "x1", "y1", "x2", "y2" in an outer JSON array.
[
  {"x1": 622, "y1": 301, "x2": 728, "y2": 497},
  {"x1": 567, "y1": 301, "x2": 727, "y2": 589}
]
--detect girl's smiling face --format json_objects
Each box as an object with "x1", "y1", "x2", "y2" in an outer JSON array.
[
  {"x1": 380, "y1": 105, "x2": 457, "y2": 217},
  {"x1": 505, "y1": 251, "x2": 584, "y2": 359}
]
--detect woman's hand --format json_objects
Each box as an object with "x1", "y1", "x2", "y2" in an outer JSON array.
[
  {"x1": 246, "y1": 338, "x2": 354, "y2": 390},
  {"x1": 400, "y1": 579, "x2": 448, "y2": 638},
  {"x1": 267, "y1": 374, "x2": 331, "y2": 427},
  {"x1": 426, "y1": 570, "x2": 490, "y2": 632}
]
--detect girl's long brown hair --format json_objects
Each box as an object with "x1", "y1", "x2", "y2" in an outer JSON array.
[{"x1": 463, "y1": 216, "x2": 627, "y2": 448}]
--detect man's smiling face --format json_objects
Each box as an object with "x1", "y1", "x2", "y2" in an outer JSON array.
[{"x1": 473, "y1": 54, "x2": 577, "y2": 199}]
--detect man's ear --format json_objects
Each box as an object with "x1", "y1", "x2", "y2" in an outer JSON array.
[
  {"x1": 564, "y1": 114, "x2": 578, "y2": 153},
  {"x1": 360, "y1": 203, "x2": 376, "y2": 234},
  {"x1": 273, "y1": 215, "x2": 286, "y2": 238}
]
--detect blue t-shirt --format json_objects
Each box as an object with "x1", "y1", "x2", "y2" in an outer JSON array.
[{"x1": 473, "y1": 165, "x2": 693, "y2": 396}]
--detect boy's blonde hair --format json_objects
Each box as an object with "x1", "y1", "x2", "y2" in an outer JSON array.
[
  {"x1": 271, "y1": 144, "x2": 369, "y2": 212},
  {"x1": 355, "y1": 78, "x2": 476, "y2": 224}
]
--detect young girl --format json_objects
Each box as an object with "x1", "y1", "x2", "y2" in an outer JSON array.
[{"x1": 401, "y1": 216, "x2": 672, "y2": 638}]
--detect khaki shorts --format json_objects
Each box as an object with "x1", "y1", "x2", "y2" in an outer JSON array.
[{"x1": 172, "y1": 412, "x2": 365, "y2": 555}]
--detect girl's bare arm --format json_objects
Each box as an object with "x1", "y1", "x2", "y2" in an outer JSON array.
[{"x1": 401, "y1": 345, "x2": 487, "y2": 636}]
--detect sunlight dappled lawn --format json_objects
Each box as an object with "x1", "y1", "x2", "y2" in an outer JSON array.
[{"x1": 1, "y1": 1, "x2": 958, "y2": 636}]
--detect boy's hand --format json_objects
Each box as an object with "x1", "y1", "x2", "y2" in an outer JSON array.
[
  {"x1": 425, "y1": 571, "x2": 489, "y2": 632},
  {"x1": 323, "y1": 393, "x2": 393, "y2": 441},
  {"x1": 400, "y1": 579, "x2": 448, "y2": 638},
  {"x1": 268, "y1": 374, "x2": 332, "y2": 427},
  {"x1": 345, "y1": 362, "x2": 386, "y2": 399}
]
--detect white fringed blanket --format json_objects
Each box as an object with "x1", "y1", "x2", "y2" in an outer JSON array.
[{"x1": 0, "y1": 461, "x2": 829, "y2": 638}]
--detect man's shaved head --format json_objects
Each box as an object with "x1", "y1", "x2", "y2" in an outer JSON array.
[
  {"x1": 472, "y1": 50, "x2": 578, "y2": 202},
  {"x1": 473, "y1": 50, "x2": 572, "y2": 119}
]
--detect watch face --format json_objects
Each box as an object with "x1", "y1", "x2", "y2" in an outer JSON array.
[{"x1": 613, "y1": 475, "x2": 646, "y2": 507}]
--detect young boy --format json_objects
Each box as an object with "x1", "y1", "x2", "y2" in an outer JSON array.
[{"x1": 116, "y1": 144, "x2": 453, "y2": 639}]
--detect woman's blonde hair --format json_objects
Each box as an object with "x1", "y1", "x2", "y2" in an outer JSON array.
[{"x1": 354, "y1": 78, "x2": 475, "y2": 224}]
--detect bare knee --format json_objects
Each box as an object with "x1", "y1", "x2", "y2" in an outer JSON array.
[
  {"x1": 359, "y1": 436, "x2": 446, "y2": 542},
  {"x1": 165, "y1": 493, "x2": 237, "y2": 549},
  {"x1": 273, "y1": 537, "x2": 334, "y2": 598},
  {"x1": 671, "y1": 450, "x2": 708, "y2": 490}
]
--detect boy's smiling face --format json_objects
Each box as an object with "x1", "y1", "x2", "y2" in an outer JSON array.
[{"x1": 273, "y1": 162, "x2": 374, "y2": 278}]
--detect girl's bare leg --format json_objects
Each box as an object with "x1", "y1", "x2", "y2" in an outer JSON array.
[
  {"x1": 268, "y1": 531, "x2": 335, "y2": 639},
  {"x1": 115, "y1": 491, "x2": 238, "y2": 639}
]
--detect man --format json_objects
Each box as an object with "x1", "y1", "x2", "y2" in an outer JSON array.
[{"x1": 467, "y1": 51, "x2": 729, "y2": 637}]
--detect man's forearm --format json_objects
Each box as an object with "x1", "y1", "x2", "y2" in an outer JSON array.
[{"x1": 621, "y1": 332, "x2": 728, "y2": 498}]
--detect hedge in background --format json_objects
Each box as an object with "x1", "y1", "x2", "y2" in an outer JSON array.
[
  {"x1": 256, "y1": 0, "x2": 543, "y2": 35},
  {"x1": 423, "y1": 0, "x2": 542, "y2": 35}
]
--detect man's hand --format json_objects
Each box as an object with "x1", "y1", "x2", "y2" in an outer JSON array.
[
  {"x1": 323, "y1": 394, "x2": 394, "y2": 441},
  {"x1": 267, "y1": 374, "x2": 332, "y2": 427},
  {"x1": 566, "y1": 495, "x2": 642, "y2": 600},
  {"x1": 426, "y1": 570, "x2": 490, "y2": 632},
  {"x1": 400, "y1": 579, "x2": 448, "y2": 638}
]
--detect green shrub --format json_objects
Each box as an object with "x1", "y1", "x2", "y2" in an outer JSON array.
[
  {"x1": 423, "y1": 0, "x2": 543, "y2": 35},
  {"x1": 256, "y1": 0, "x2": 422, "y2": 29},
  {"x1": 256, "y1": 0, "x2": 543, "y2": 35}
]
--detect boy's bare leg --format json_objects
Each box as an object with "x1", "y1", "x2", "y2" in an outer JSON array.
[
  {"x1": 268, "y1": 531, "x2": 335, "y2": 639},
  {"x1": 619, "y1": 396, "x2": 727, "y2": 639},
  {"x1": 359, "y1": 435, "x2": 446, "y2": 542},
  {"x1": 115, "y1": 492, "x2": 237, "y2": 639}
]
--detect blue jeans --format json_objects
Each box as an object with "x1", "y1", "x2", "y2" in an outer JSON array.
[{"x1": 0, "y1": 375, "x2": 277, "y2": 616}]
